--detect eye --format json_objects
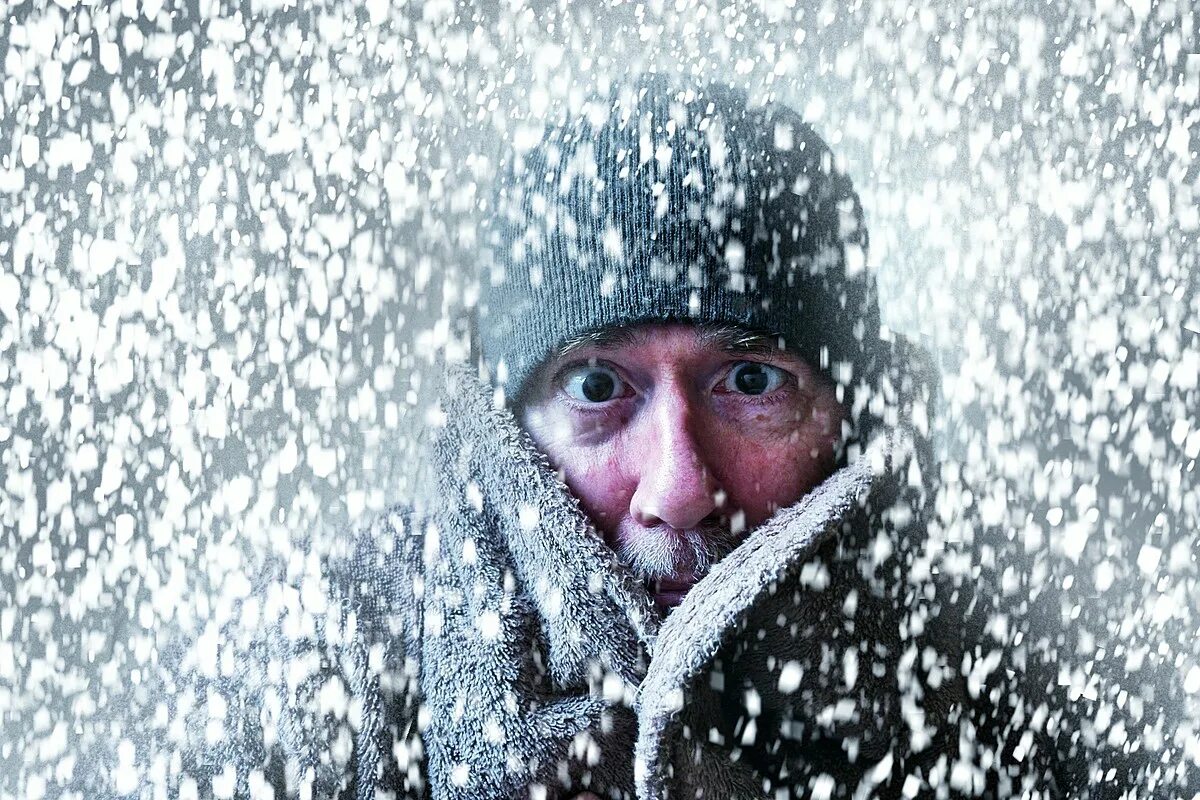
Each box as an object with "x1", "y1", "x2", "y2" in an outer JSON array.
[
  {"x1": 723, "y1": 362, "x2": 787, "y2": 396},
  {"x1": 562, "y1": 364, "x2": 627, "y2": 403}
]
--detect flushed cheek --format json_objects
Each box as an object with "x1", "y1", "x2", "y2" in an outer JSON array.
[
  {"x1": 717, "y1": 439, "x2": 828, "y2": 526},
  {"x1": 555, "y1": 446, "x2": 633, "y2": 531},
  {"x1": 809, "y1": 407, "x2": 843, "y2": 442},
  {"x1": 523, "y1": 410, "x2": 632, "y2": 531}
]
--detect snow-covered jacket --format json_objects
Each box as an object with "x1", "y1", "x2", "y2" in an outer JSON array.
[{"x1": 172, "y1": 364, "x2": 966, "y2": 799}]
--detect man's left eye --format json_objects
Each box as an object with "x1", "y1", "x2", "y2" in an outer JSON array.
[{"x1": 723, "y1": 362, "x2": 787, "y2": 396}]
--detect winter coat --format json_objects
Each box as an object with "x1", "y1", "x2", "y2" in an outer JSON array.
[{"x1": 172, "y1": 364, "x2": 967, "y2": 800}]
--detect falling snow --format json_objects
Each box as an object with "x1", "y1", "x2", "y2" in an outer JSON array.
[{"x1": 1, "y1": 0, "x2": 1197, "y2": 798}]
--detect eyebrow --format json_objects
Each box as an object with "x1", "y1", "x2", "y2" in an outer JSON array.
[
  {"x1": 557, "y1": 325, "x2": 646, "y2": 356},
  {"x1": 556, "y1": 321, "x2": 787, "y2": 359},
  {"x1": 696, "y1": 324, "x2": 785, "y2": 357}
]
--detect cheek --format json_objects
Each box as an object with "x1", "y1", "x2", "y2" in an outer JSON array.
[
  {"x1": 522, "y1": 404, "x2": 637, "y2": 535},
  {"x1": 714, "y1": 416, "x2": 843, "y2": 526},
  {"x1": 547, "y1": 442, "x2": 634, "y2": 534}
]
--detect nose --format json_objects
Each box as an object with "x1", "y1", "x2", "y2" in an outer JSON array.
[{"x1": 629, "y1": 386, "x2": 721, "y2": 531}]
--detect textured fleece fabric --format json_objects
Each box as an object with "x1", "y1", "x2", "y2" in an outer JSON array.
[
  {"x1": 159, "y1": 364, "x2": 966, "y2": 799},
  {"x1": 422, "y1": 364, "x2": 909, "y2": 800}
]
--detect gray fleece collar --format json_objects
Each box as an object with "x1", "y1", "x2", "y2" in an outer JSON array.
[{"x1": 426, "y1": 363, "x2": 898, "y2": 799}]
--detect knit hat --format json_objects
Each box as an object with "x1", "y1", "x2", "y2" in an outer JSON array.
[{"x1": 477, "y1": 75, "x2": 881, "y2": 402}]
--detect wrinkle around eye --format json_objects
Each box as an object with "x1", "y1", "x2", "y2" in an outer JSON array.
[
  {"x1": 713, "y1": 361, "x2": 795, "y2": 400},
  {"x1": 550, "y1": 402, "x2": 632, "y2": 447},
  {"x1": 556, "y1": 360, "x2": 637, "y2": 406},
  {"x1": 724, "y1": 362, "x2": 788, "y2": 395}
]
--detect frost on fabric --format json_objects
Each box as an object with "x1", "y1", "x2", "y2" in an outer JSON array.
[{"x1": 0, "y1": 0, "x2": 1197, "y2": 797}]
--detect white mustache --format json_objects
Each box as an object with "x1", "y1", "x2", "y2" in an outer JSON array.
[{"x1": 612, "y1": 521, "x2": 741, "y2": 582}]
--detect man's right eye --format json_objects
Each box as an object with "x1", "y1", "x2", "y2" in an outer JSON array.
[{"x1": 561, "y1": 365, "x2": 626, "y2": 403}]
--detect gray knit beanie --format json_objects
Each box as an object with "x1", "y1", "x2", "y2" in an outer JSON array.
[{"x1": 477, "y1": 75, "x2": 882, "y2": 402}]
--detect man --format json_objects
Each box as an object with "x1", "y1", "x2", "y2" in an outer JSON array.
[
  {"x1": 172, "y1": 77, "x2": 971, "y2": 799},
  {"x1": 432, "y1": 76, "x2": 960, "y2": 799}
]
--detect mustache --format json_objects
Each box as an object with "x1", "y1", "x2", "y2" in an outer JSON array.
[{"x1": 611, "y1": 518, "x2": 742, "y2": 582}]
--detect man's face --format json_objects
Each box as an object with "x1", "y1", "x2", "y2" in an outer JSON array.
[{"x1": 519, "y1": 323, "x2": 847, "y2": 611}]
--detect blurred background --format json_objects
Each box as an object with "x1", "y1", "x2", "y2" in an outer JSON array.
[{"x1": 0, "y1": 0, "x2": 1196, "y2": 795}]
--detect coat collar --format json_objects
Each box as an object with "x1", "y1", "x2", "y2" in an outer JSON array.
[
  {"x1": 429, "y1": 364, "x2": 898, "y2": 686},
  {"x1": 431, "y1": 364, "x2": 660, "y2": 688}
]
